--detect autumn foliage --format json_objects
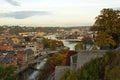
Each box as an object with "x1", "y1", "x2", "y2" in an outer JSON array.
[
  {"x1": 40, "y1": 50, "x2": 78, "y2": 80},
  {"x1": 42, "y1": 38, "x2": 63, "y2": 50},
  {"x1": 61, "y1": 50, "x2": 120, "y2": 80},
  {"x1": 90, "y1": 8, "x2": 120, "y2": 49}
]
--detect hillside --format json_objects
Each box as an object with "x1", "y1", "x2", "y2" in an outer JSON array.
[{"x1": 61, "y1": 50, "x2": 120, "y2": 80}]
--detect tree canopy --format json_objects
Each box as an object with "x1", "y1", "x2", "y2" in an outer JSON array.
[
  {"x1": 75, "y1": 43, "x2": 84, "y2": 51},
  {"x1": 0, "y1": 64, "x2": 18, "y2": 80},
  {"x1": 42, "y1": 38, "x2": 63, "y2": 50},
  {"x1": 90, "y1": 8, "x2": 120, "y2": 49}
]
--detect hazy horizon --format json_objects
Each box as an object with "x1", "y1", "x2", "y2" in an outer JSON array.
[{"x1": 0, "y1": 0, "x2": 120, "y2": 27}]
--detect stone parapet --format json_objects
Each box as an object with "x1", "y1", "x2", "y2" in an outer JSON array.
[{"x1": 55, "y1": 66, "x2": 70, "y2": 80}]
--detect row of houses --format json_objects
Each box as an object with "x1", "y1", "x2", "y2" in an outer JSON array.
[
  {"x1": 0, "y1": 34, "x2": 44, "y2": 67},
  {"x1": 0, "y1": 49, "x2": 34, "y2": 66}
]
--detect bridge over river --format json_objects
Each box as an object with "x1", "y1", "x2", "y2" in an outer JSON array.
[{"x1": 64, "y1": 39, "x2": 82, "y2": 42}]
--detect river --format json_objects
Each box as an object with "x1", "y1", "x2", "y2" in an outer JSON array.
[
  {"x1": 27, "y1": 35, "x2": 94, "y2": 80},
  {"x1": 44, "y1": 35, "x2": 79, "y2": 50},
  {"x1": 44, "y1": 35, "x2": 95, "y2": 50},
  {"x1": 62, "y1": 40, "x2": 78, "y2": 50}
]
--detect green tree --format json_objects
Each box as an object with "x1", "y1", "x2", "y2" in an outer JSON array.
[
  {"x1": 95, "y1": 32, "x2": 116, "y2": 49},
  {"x1": 0, "y1": 27, "x2": 4, "y2": 33},
  {"x1": 92, "y1": 45, "x2": 98, "y2": 50},
  {"x1": 49, "y1": 40, "x2": 57, "y2": 50},
  {"x1": 0, "y1": 64, "x2": 18, "y2": 80},
  {"x1": 82, "y1": 36, "x2": 93, "y2": 49},
  {"x1": 42, "y1": 38, "x2": 50, "y2": 48},
  {"x1": 106, "y1": 65, "x2": 120, "y2": 80},
  {"x1": 91, "y1": 8, "x2": 120, "y2": 49},
  {"x1": 43, "y1": 38, "x2": 63, "y2": 50},
  {"x1": 75, "y1": 43, "x2": 84, "y2": 50}
]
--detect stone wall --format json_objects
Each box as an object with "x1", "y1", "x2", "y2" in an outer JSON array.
[
  {"x1": 55, "y1": 50, "x2": 106, "y2": 80},
  {"x1": 55, "y1": 66, "x2": 70, "y2": 80},
  {"x1": 77, "y1": 50, "x2": 106, "y2": 68}
]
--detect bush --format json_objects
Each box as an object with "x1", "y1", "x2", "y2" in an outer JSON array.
[{"x1": 61, "y1": 50, "x2": 120, "y2": 80}]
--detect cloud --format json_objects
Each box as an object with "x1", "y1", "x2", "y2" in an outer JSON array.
[
  {"x1": 5, "y1": 0, "x2": 20, "y2": 6},
  {"x1": 0, "y1": 11, "x2": 50, "y2": 19}
]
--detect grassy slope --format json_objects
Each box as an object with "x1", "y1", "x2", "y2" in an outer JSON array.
[{"x1": 61, "y1": 50, "x2": 120, "y2": 80}]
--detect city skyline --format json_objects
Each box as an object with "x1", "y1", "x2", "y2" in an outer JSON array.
[{"x1": 0, "y1": 0, "x2": 120, "y2": 27}]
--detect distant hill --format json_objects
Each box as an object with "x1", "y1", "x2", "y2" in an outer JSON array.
[{"x1": 0, "y1": 26, "x2": 90, "y2": 35}]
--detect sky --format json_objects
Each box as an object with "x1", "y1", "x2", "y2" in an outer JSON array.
[{"x1": 0, "y1": 0, "x2": 120, "y2": 27}]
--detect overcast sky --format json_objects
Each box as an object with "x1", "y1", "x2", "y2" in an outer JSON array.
[{"x1": 0, "y1": 0, "x2": 120, "y2": 27}]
